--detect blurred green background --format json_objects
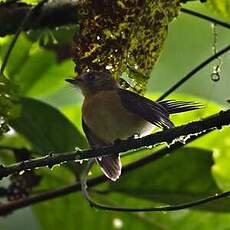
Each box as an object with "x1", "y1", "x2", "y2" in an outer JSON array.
[{"x1": 0, "y1": 1, "x2": 230, "y2": 230}]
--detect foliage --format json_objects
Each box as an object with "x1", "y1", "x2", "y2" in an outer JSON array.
[
  {"x1": 206, "y1": 0, "x2": 230, "y2": 20},
  {"x1": 0, "y1": 1, "x2": 230, "y2": 230},
  {"x1": 0, "y1": 76, "x2": 20, "y2": 136}
]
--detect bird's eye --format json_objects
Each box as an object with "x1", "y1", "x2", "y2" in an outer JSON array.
[{"x1": 87, "y1": 73, "x2": 96, "y2": 81}]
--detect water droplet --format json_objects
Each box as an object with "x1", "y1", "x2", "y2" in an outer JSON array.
[
  {"x1": 113, "y1": 218, "x2": 123, "y2": 229},
  {"x1": 75, "y1": 147, "x2": 82, "y2": 151},
  {"x1": 134, "y1": 64, "x2": 139, "y2": 70},
  {"x1": 106, "y1": 65, "x2": 113, "y2": 70},
  {"x1": 19, "y1": 170, "x2": 25, "y2": 175},
  {"x1": 211, "y1": 72, "x2": 220, "y2": 82}
]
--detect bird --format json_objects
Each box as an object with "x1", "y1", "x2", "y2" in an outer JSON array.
[{"x1": 66, "y1": 71, "x2": 201, "y2": 181}]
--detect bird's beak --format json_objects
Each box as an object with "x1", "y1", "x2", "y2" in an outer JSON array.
[{"x1": 65, "y1": 78, "x2": 82, "y2": 85}]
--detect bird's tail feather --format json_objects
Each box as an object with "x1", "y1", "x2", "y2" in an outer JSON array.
[
  {"x1": 96, "y1": 155, "x2": 121, "y2": 181},
  {"x1": 159, "y1": 100, "x2": 203, "y2": 114}
]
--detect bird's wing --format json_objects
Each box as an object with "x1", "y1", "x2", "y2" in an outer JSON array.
[
  {"x1": 82, "y1": 119, "x2": 121, "y2": 181},
  {"x1": 118, "y1": 89, "x2": 174, "y2": 129}
]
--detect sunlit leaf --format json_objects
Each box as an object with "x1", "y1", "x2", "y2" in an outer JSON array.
[
  {"x1": 206, "y1": 0, "x2": 230, "y2": 20},
  {"x1": 26, "y1": 59, "x2": 75, "y2": 97},
  {"x1": 14, "y1": 47, "x2": 56, "y2": 95}
]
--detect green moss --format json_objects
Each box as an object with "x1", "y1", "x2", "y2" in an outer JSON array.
[{"x1": 72, "y1": 0, "x2": 181, "y2": 94}]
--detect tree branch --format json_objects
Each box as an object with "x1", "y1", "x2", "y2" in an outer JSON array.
[
  {"x1": 0, "y1": 1, "x2": 230, "y2": 37},
  {"x1": 0, "y1": 0, "x2": 79, "y2": 37},
  {"x1": 0, "y1": 109, "x2": 229, "y2": 180},
  {"x1": 0, "y1": 128, "x2": 213, "y2": 216}
]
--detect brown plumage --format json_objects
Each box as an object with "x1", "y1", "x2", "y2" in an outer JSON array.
[{"x1": 66, "y1": 71, "x2": 201, "y2": 181}]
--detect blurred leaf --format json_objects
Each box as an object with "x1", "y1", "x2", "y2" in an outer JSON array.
[
  {"x1": 171, "y1": 97, "x2": 230, "y2": 193},
  {"x1": 206, "y1": 0, "x2": 230, "y2": 20},
  {"x1": 147, "y1": 94, "x2": 230, "y2": 193},
  {"x1": 26, "y1": 59, "x2": 75, "y2": 97},
  {"x1": 211, "y1": 133, "x2": 230, "y2": 191},
  {"x1": 33, "y1": 167, "x2": 162, "y2": 230},
  {"x1": 0, "y1": 35, "x2": 73, "y2": 98},
  {"x1": 10, "y1": 97, "x2": 87, "y2": 153},
  {"x1": 33, "y1": 149, "x2": 230, "y2": 230},
  {"x1": 0, "y1": 35, "x2": 32, "y2": 77},
  {"x1": 34, "y1": 192, "x2": 230, "y2": 230},
  {"x1": 110, "y1": 147, "x2": 230, "y2": 212},
  {"x1": 13, "y1": 41, "x2": 76, "y2": 98},
  {"x1": 14, "y1": 47, "x2": 56, "y2": 95}
]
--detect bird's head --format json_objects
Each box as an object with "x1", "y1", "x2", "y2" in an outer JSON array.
[{"x1": 65, "y1": 71, "x2": 119, "y2": 97}]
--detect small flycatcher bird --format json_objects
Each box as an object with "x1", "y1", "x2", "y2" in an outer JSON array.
[{"x1": 66, "y1": 71, "x2": 200, "y2": 181}]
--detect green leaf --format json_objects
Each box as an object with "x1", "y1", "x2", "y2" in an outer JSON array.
[
  {"x1": 33, "y1": 152, "x2": 230, "y2": 230},
  {"x1": 147, "y1": 93, "x2": 230, "y2": 193},
  {"x1": 0, "y1": 35, "x2": 32, "y2": 77},
  {"x1": 26, "y1": 59, "x2": 75, "y2": 97},
  {"x1": 14, "y1": 47, "x2": 56, "y2": 95},
  {"x1": 10, "y1": 97, "x2": 87, "y2": 153},
  {"x1": 110, "y1": 147, "x2": 230, "y2": 212},
  {"x1": 206, "y1": 0, "x2": 230, "y2": 20},
  {"x1": 33, "y1": 167, "x2": 163, "y2": 230}
]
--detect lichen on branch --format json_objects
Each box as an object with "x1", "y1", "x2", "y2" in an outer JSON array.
[{"x1": 72, "y1": 0, "x2": 181, "y2": 93}]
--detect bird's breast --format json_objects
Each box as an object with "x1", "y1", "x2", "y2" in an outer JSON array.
[{"x1": 82, "y1": 90, "x2": 153, "y2": 144}]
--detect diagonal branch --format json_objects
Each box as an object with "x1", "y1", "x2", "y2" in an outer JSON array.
[
  {"x1": 0, "y1": 128, "x2": 214, "y2": 216},
  {"x1": 0, "y1": 109, "x2": 229, "y2": 180},
  {"x1": 181, "y1": 8, "x2": 230, "y2": 29},
  {"x1": 157, "y1": 44, "x2": 230, "y2": 101}
]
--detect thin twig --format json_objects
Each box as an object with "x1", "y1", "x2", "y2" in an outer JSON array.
[
  {"x1": 0, "y1": 128, "x2": 214, "y2": 216},
  {"x1": 0, "y1": 109, "x2": 229, "y2": 179},
  {"x1": 81, "y1": 144, "x2": 230, "y2": 212},
  {"x1": 157, "y1": 45, "x2": 230, "y2": 101},
  {"x1": 181, "y1": 8, "x2": 230, "y2": 29}
]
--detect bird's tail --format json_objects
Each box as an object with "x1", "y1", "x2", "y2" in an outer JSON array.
[
  {"x1": 158, "y1": 100, "x2": 202, "y2": 114},
  {"x1": 96, "y1": 155, "x2": 121, "y2": 181}
]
